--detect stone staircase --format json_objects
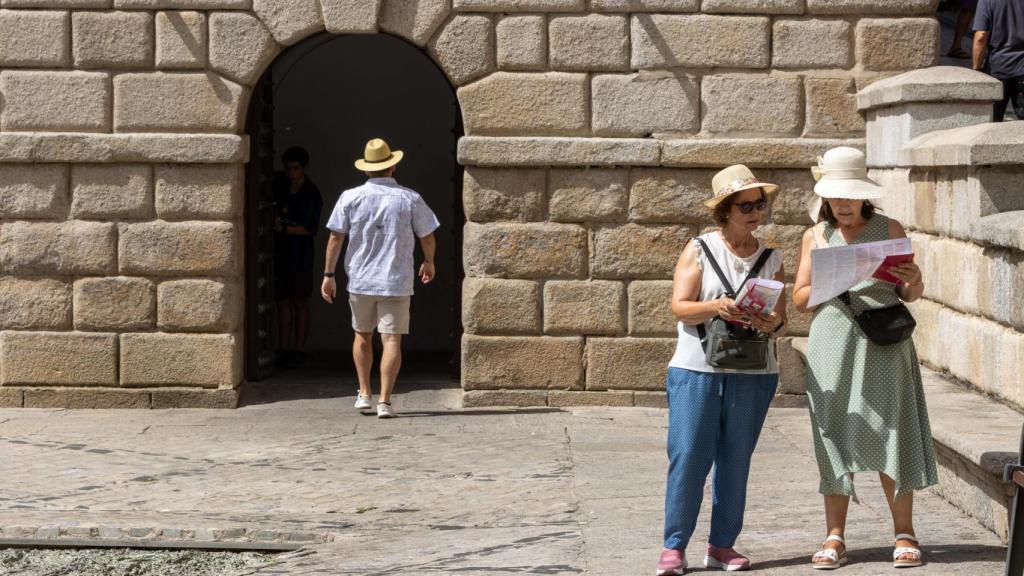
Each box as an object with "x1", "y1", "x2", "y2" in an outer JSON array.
[{"x1": 783, "y1": 66, "x2": 1024, "y2": 542}]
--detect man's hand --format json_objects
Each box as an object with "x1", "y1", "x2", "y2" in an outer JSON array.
[
  {"x1": 419, "y1": 261, "x2": 435, "y2": 284},
  {"x1": 321, "y1": 276, "x2": 336, "y2": 303}
]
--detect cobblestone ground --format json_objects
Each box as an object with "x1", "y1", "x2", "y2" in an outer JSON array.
[{"x1": 0, "y1": 373, "x2": 1007, "y2": 575}]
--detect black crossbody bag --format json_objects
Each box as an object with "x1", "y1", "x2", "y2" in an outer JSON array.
[
  {"x1": 695, "y1": 238, "x2": 774, "y2": 370},
  {"x1": 836, "y1": 291, "x2": 916, "y2": 346}
]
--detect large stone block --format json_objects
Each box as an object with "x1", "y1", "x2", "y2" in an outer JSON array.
[
  {"x1": 252, "y1": 0, "x2": 324, "y2": 45},
  {"x1": 150, "y1": 388, "x2": 240, "y2": 409},
  {"x1": 209, "y1": 12, "x2": 278, "y2": 86},
  {"x1": 496, "y1": 15, "x2": 546, "y2": 71},
  {"x1": 0, "y1": 133, "x2": 246, "y2": 164},
  {"x1": 458, "y1": 136, "x2": 661, "y2": 167},
  {"x1": 462, "y1": 277, "x2": 541, "y2": 334},
  {"x1": 629, "y1": 168, "x2": 715, "y2": 224},
  {"x1": 0, "y1": 389, "x2": 23, "y2": 408},
  {"x1": 119, "y1": 221, "x2": 237, "y2": 276},
  {"x1": 590, "y1": 0, "x2": 697, "y2": 9},
  {"x1": 24, "y1": 388, "x2": 151, "y2": 409},
  {"x1": 462, "y1": 335, "x2": 584, "y2": 389},
  {"x1": 453, "y1": 0, "x2": 582, "y2": 10},
  {"x1": 776, "y1": 336, "x2": 807, "y2": 394},
  {"x1": 805, "y1": 77, "x2": 865, "y2": 137},
  {"x1": 0, "y1": 221, "x2": 116, "y2": 275},
  {"x1": 73, "y1": 11, "x2": 154, "y2": 68},
  {"x1": 592, "y1": 224, "x2": 692, "y2": 279},
  {"x1": 463, "y1": 167, "x2": 545, "y2": 222},
  {"x1": 0, "y1": 332, "x2": 116, "y2": 386},
  {"x1": 754, "y1": 224, "x2": 804, "y2": 280},
  {"x1": 631, "y1": 14, "x2": 769, "y2": 69},
  {"x1": 662, "y1": 137, "x2": 864, "y2": 168},
  {"x1": 71, "y1": 164, "x2": 154, "y2": 219},
  {"x1": 2, "y1": 0, "x2": 110, "y2": 6},
  {"x1": 592, "y1": 72, "x2": 699, "y2": 137},
  {"x1": 459, "y1": 72, "x2": 588, "y2": 136},
  {"x1": 74, "y1": 277, "x2": 156, "y2": 331},
  {"x1": 0, "y1": 9, "x2": 69, "y2": 67},
  {"x1": 763, "y1": 168, "x2": 817, "y2": 225},
  {"x1": 549, "y1": 14, "x2": 629, "y2": 72},
  {"x1": 0, "y1": 165, "x2": 69, "y2": 219},
  {"x1": 703, "y1": 0, "x2": 803, "y2": 13},
  {"x1": 111, "y1": 0, "x2": 251, "y2": 7},
  {"x1": 702, "y1": 75, "x2": 803, "y2": 136},
  {"x1": 0, "y1": 278, "x2": 72, "y2": 330},
  {"x1": 628, "y1": 280, "x2": 675, "y2": 336},
  {"x1": 0, "y1": 71, "x2": 110, "y2": 132},
  {"x1": 158, "y1": 279, "x2": 239, "y2": 332},
  {"x1": 380, "y1": 0, "x2": 449, "y2": 46},
  {"x1": 856, "y1": 18, "x2": 939, "y2": 71},
  {"x1": 544, "y1": 280, "x2": 625, "y2": 335},
  {"x1": 462, "y1": 389, "x2": 548, "y2": 407},
  {"x1": 155, "y1": 164, "x2": 241, "y2": 220},
  {"x1": 586, "y1": 337, "x2": 675, "y2": 390},
  {"x1": 321, "y1": 0, "x2": 379, "y2": 33},
  {"x1": 156, "y1": 11, "x2": 207, "y2": 69},
  {"x1": 549, "y1": 168, "x2": 628, "y2": 223},
  {"x1": 464, "y1": 222, "x2": 587, "y2": 278},
  {"x1": 113, "y1": 73, "x2": 245, "y2": 132},
  {"x1": 429, "y1": 15, "x2": 494, "y2": 86},
  {"x1": 773, "y1": 19, "x2": 851, "y2": 69},
  {"x1": 807, "y1": 0, "x2": 937, "y2": 14},
  {"x1": 548, "y1": 390, "x2": 634, "y2": 407},
  {"x1": 120, "y1": 333, "x2": 239, "y2": 387}
]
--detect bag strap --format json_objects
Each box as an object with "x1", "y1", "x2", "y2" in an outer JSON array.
[{"x1": 694, "y1": 236, "x2": 775, "y2": 344}]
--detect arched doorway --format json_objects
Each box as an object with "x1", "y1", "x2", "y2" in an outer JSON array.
[{"x1": 243, "y1": 32, "x2": 463, "y2": 398}]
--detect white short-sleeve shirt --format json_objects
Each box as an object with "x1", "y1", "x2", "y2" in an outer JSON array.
[
  {"x1": 668, "y1": 231, "x2": 783, "y2": 374},
  {"x1": 326, "y1": 177, "x2": 440, "y2": 297}
]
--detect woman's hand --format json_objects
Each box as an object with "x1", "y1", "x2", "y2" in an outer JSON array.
[
  {"x1": 888, "y1": 262, "x2": 922, "y2": 287},
  {"x1": 716, "y1": 298, "x2": 749, "y2": 324},
  {"x1": 748, "y1": 310, "x2": 782, "y2": 335}
]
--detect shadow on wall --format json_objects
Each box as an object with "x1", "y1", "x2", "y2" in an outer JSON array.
[{"x1": 270, "y1": 33, "x2": 461, "y2": 357}]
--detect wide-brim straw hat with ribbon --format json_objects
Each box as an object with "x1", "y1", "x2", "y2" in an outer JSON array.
[
  {"x1": 704, "y1": 164, "x2": 779, "y2": 209},
  {"x1": 354, "y1": 138, "x2": 404, "y2": 172},
  {"x1": 808, "y1": 146, "x2": 884, "y2": 221}
]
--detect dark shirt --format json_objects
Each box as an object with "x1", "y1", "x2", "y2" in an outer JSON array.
[
  {"x1": 976, "y1": 0, "x2": 1024, "y2": 80},
  {"x1": 273, "y1": 175, "x2": 323, "y2": 273}
]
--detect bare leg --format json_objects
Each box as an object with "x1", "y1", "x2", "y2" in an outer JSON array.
[
  {"x1": 276, "y1": 299, "x2": 293, "y2": 351},
  {"x1": 880, "y1": 472, "x2": 917, "y2": 561},
  {"x1": 813, "y1": 494, "x2": 851, "y2": 564},
  {"x1": 352, "y1": 331, "x2": 373, "y2": 398},
  {"x1": 293, "y1": 298, "x2": 310, "y2": 351},
  {"x1": 379, "y1": 334, "x2": 402, "y2": 404}
]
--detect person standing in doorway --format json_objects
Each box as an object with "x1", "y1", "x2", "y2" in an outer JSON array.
[
  {"x1": 321, "y1": 138, "x2": 440, "y2": 419},
  {"x1": 947, "y1": 0, "x2": 977, "y2": 59},
  {"x1": 274, "y1": 146, "x2": 323, "y2": 368},
  {"x1": 973, "y1": 0, "x2": 1024, "y2": 120}
]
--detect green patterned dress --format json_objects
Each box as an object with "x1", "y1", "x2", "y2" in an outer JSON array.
[{"x1": 806, "y1": 214, "x2": 938, "y2": 498}]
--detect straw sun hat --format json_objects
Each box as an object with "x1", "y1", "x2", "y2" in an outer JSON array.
[
  {"x1": 808, "y1": 146, "x2": 884, "y2": 221},
  {"x1": 705, "y1": 164, "x2": 778, "y2": 209},
  {"x1": 354, "y1": 138, "x2": 404, "y2": 172}
]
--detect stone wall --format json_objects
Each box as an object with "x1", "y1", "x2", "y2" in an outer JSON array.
[{"x1": 0, "y1": 0, "x2": 940, "y2": 407}]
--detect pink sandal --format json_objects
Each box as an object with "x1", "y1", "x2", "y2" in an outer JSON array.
[{"x1": 704, "y1": 544, "x2": 751, "y2": 571}]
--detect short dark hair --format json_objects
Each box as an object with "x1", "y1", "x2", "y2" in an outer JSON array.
[
  {"x1": 818, "y1": 199, "x2": 877, "y2": 226},
  {"x1": 282, "y1": 146, "x2": 310, "y2": 167},
  {"x1": 712, "y1": 190, "x2": 766, "y2": 226}
]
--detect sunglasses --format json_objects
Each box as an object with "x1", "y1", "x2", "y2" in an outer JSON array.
[{"x1": 732, "y1": 197, "x2": 768, "y2": 214}]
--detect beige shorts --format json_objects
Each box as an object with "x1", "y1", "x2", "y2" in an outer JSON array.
[{"x1": 348, "y1": 294, "x2": 411, "y2": 335}]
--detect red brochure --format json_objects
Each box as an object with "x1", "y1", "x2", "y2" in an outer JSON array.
[{"x1": 873, "y1": 253, "x2": 915, "y2": 284}]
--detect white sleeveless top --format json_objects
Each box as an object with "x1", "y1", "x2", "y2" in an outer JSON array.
[{"x1": 668, "y1": 231, "x2": 783, "y2": 374}]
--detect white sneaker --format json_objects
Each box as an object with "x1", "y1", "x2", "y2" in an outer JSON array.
[
  {"x1": 354, "y1": 395, "x2": 373, "y2": 410},
  {"x1": 376, "y1": 402, "x2": 396, "y2": 418}
]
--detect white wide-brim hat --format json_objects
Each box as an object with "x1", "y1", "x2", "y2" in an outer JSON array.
[
  {"x1": 354, "y1": 138, "x2": 404, "y2": 172},
  {"x1": 808, "y1": 146, "x2": 884, "y2": 221}
]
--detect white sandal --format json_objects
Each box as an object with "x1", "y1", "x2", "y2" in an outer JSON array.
[
  {"x1": 893, "y1": 533, "x2": 922, "y2": 568},
  {"x1": 811, "y1": 535, "x2": 848, "y2": 570}
]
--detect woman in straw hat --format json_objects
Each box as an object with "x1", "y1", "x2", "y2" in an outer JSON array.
[
  {"x1": 658, "y1": 165, "x2": 788, "y2": 575},
  {"x1": 793, "y1": 147, "x2": 936, "y2": 570}
]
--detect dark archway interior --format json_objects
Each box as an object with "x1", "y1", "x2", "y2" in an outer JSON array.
[{"x1": 243, "y1": 33, "x2": 463, "y2": 402}]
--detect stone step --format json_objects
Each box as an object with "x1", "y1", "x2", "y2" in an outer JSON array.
[{"x1": 791, "y1": 336, "x2": 1021, "y2": 542}]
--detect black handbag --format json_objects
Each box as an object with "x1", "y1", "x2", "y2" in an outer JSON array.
[
  {"x1": 695, "y1": 238, "x2": 774, "y2": 370},
  {"x1": 836, "y1": 291, "x2": 916, "y2": 346}
]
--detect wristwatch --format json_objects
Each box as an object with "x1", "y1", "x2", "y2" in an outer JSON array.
[{"x1": 323, "y1": 272, "x2": 335, "y2": 278}]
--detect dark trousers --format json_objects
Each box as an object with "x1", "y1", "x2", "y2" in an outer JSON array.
[{"x1": 995, "y1": 77, "x2": 1024, "y2": 122}]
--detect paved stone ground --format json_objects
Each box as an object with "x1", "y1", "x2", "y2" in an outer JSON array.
[{"x1": 0, "y1": 370, "x2": 1007, "y2": 575}]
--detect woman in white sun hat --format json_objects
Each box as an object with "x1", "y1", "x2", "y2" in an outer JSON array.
[
  {"x1": 657, "y1": 165, "x2": 788, "y2": 575},
  {"x1": 792, "y1": 147, "x2": 937, "y2": 570}
]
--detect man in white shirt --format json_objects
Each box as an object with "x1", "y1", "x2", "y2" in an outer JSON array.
[{"x1": 321, "y1": 138, "x2": 441, "y2": 418}]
